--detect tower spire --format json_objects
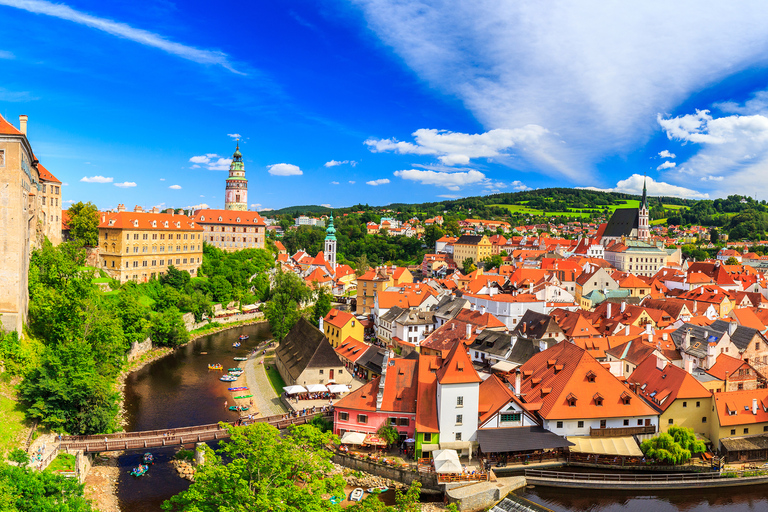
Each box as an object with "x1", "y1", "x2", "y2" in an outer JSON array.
[
  {"x1": 641, "y1": 174, "x2": 648, "y2": 210},
  {"x1": 324, "y1": 212, "x2": 337, "y2": 270}
]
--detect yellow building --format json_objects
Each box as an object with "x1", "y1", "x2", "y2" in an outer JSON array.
[
  {"x1": 98, "y1": 207, "x2": 204, "y2": 283},
  {"x1": 712, "y1": 389, "x2": 768, "y2": 450},
  {"x1": 322, "y1": 308, "x2": 364, "y2": 348},
  {"x1": 38, "y1": 163, "x2": 63, "y2": 245},
  {"x1": 192, "y1": 209, "x2": 266, "y2": 251},
  {"x1": 452, "y1": 235, "x2": 492, "y2": 267},
  {"x1": 356, "y1": 266, "x2": 413, "y2": 315}
]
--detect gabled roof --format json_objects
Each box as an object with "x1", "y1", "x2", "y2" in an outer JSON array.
[
  {"x1": 516, "y1": 342, "x2": 656, "y2": 420},
  {"x1": 324, "y1": 308, "x2": 357, "y2": 329},
  {"x1": 454, "y1": 309, "x2": 505, "y2": 329},
  {"x1": 731, "y1": 308, "x2": 767, "y2": 331},
  {"x1": 629, "y1": 355, "x2": 711, "y2": 413},
  {"x1": 455, "y1": 235, "x2": 486, "y2": 245},
  {"x1": 512, "y1": 310, "x2": 563, "y2": 340},
  {"x1": 707, "y1": 353, "x2": 751, "y2": 381},
  {"x1": 275, "y1": 317, "x2": 342, "y2": 382},
  {"x1": 435, "y1": 338, "x2": 482, "y2": 384},
  {"x1": 468, "y1": 330, "x2": 513, "y2": 358},
  {"x1": 416, "y1": 354, "x2": 441, "y2": 432},
  {"x1": 602, "y1": 208, "x2": 639, "y2": 238},
  {"x1": 478, "y1": 374, "x2": 517, "y2": 424},
  {"x1": 335, "y1": 337, "x2": 370, "y2": 363},
  {"x1": 0, "y1": 113, "x2": 21, "y2": 135},
  {"x1": 99, "y1": 211, "x2": 203, "y2": 232},
  {"x1": 37, "y1": 163, "x2": 61, "y2": 183},
  {"x1": 713, "y1": 389, "x2": 768, "y2": 426},
  {"x1": 335, "y1": 358, "x2": 418, "y2": 414},
  {"x1": 421, "y1": 319, "x2": 476, "y2": 357}
]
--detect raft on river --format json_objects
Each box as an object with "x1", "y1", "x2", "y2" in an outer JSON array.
[
  {"x1": 207, "y1": 364, "x2": 223, "y2": 370},
  {"x1": 228, "y1": 386, "x2": 248, "y2": 391},
  {"x1": 220, "y1": 375, "x2": 238, "y2": 382}
]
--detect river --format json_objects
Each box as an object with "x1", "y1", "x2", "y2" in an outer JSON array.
[{"x1": 117, "y1": 322, "x2": 272, "y2": 511}]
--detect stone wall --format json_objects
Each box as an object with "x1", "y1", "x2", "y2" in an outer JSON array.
[
  {"x1": 126, "y1": 337, "x2": 153, "y2": 361},
  {"x1": 75, "y1": 450, "x2": 92, "y2": 483},
  {"x1": 445, "y1": 476, "x2": 526, "y2": 512},
  {"x1": 185, "y1": 311, "x2": 264, "y2": 331},
  {"x1": 331, "y1": 452, "x2": 440, "y2": 490}
]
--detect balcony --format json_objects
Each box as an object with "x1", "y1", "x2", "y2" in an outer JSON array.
[{"x1": 589, "y1": 425, "x2": 656, "y2": 437}]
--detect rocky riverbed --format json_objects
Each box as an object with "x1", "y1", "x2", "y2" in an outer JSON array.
[{"x1": 84, "y1": 452, "x2": 121, "y2": 512}]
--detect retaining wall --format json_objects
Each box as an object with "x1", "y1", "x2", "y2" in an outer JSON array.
[
  {"x1": 126, "y1": 338, "x2": 153, "y2": 361},
  {"x1": 445, "y1": 476, "x2": 527, "y2": 512},
  {"x1": 331, "y1": 452, "x2": 440, "y2": 490},
  {"x1": 525, "y1": 473, "x2": 768, "y2": 490}
]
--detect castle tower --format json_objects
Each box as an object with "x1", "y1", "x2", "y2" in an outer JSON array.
[
  {"x1": 324, "y1": 213, "x2": 337, "y2": 270},
  {"x1": 224, "y1": 141, "x2": 247, "y2": 211},
  {"x1": 638, "y1": 175, "x2": 650, "y2": 242}
]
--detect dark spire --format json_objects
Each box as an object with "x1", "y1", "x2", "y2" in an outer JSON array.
[{"x1": 641, "y1": 174, "x2": 648, "y2": 210}]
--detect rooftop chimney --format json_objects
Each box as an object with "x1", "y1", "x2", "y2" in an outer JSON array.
[
  {"x1": 515, "y1": 369, "x2": 522, "y2": 397},
  {"x1": 625, "y1": 325, "x2": 630, "y2": 336},
  {"x1": 621, "y1": 302, "x2": 626, "y2": 313},
  {"x1": 319, "y1": 317, "x2": 324, "y2": 331},
  {"x1": 606, "y1": 302, "x2": 612, "y2": 319},
  {"x1": 117, "y1": 204, "x2": 126, "y2": 212},
  {"x1": 753, "y1": 398, "x2": 758, "y2": 415},
  {"x1": 466, "y1": 323, "x2": 472, "y2": 339},
  {"x1": 19, "y1": 115, "x2": 27, "y2": 136}
]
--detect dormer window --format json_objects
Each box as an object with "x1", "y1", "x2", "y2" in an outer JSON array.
[
  {"x1": 586, "y1": 371, "x2": 596, "y2": 383},
  {"x1": 164, "y1": 221, "x2": 169, "y2": 228},
  {"x1": 621, "y1": 392, "x2": 632, "y2": 405},
  {"x1": 594, "y1": 393, "x2": 604, "y2": 406},
  {"x1": 133, "y1": 220, "x2": 139, "y2": 227},
  {"x1": 152, "y1": 221, "x2": 157, "y2": 227},
  {"x1": 237, "y1": 217, "x2": 241, "y2": 222},
  {"x1": 567, "y1": 393, "x2": 577, "y2": 407},
  {"x1": 200, "y1": 216, "x2": 205, "y2": 221},
  {"x1": 218, "y1": 216, "x2": 222, "y2": 221}
]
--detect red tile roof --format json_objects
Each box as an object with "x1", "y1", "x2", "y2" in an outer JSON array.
[
  {"x1": 335, "y1": 337, "x2": 369, "y2": 363},
  {"x1": 324, "y1": 308, "x2": 356, "y2": 329},
  {"x1": 0, "y1": 114, "x2": 21, "y2": 135},
  {"x1": 436, "y1": 337, "x2": 482, "y2": 384},
  {"x1": 415, "y1": 354, "x2": 440, "y2": 432},
  {"x1": 191, "y1": 209, "x2": 265, "y2": 226},
  {"x1": 706, "y1": 353, "x2": 749, "y2": 381},
  {"x1": 713, "y1": 389, "x2": 768, "y2": 426},
  {"x1": 478, "y1": 374, "x2": 516, "y2": 424},
  {"x1": 629, "y1": 355, "x2": 711, "y2": 412},
  {"x1": 99, "y1": 211, "x2": 203, "y2": 232},
  {"x1": 36, "y1": 163, "x2": 61, "y2": 183},
  {"x1": 335, "y1": 358, "x2": 418, "y2": 414}
]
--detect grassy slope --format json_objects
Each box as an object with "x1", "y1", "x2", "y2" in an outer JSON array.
[{"x1": 0, "y1": 385, "x2": 28, "y2": 457}]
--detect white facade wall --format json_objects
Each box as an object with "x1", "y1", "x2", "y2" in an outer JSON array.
[
  {"x1": 543, "y1": 415, "x2": 659, "y2": 437},
  {"x1": 436, "y1": 382, "x2": 480, "y2": 445},
  {"x1": 393, "y1": 322, "x2": 430, "y2": 346},
  {"x1": 465, "y1": 295, "x2": 547, "y2": 330},
  {"x1": 479, "y1": 402, "x2": 538, "y2": 429}
]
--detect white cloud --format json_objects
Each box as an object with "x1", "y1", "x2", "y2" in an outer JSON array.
[
  {"x1": 80, "y1": 175, "x2": 112, "y2": 183},
  {"x1": 169, "y1": 184, "x2": 182, "y2": 190},
  {"x1": 321, "y1": 203, "x2": 332, "y2": 208},
  {"x1": 393, "y1": 169, "x2": 486, "y2": 191},
  {"x1": 61, "y1": 182, "x2": 68, "y2": 186},
  {"x1": 580, "y1": 174, "x2": 708, "y2": 199},
  {"x1": 159, "y1": 178, "x2": 165, "y2": 181},
  {"x1": 114, "y1": 181, "x2": 136, "y2": 188},
  {"x1": 330, "y1": 181, "x2": 340, "y2": 185},
  {"x1": 348, "y1": 180, "x2": 356, "y2": 184},
  {"x1": 511, "y1": 180, "x2": 531, "y2": 191},
  {"x1": 0, "y1": 87, "x2": 37, "y2": 102},
  {"x1": 267, "y1": 163, "x2": 303, "y2": 176},
  {"x1": 658, "y1": 150, "x2": 676, "y2": 159},
  {"x1": 186, "y1": 203, "x2": 209, "y2": 210},
  {"x1": 366, "y1": 126, "x2": 548, "y2": 166},
  {"x1": 251, "y1": 203, "x2": 261, "y2": 209},
  {"x1": 189, "y1": 154, "x2": 232, "y2": 171},
  {"x1": 658, "y1": 105, "x2": 768, "y2": 195},
  {"x1": 366, "y1": 178, "x2": 390, "y2": 186},
  {"x1": 63, "y1": 199, "x2": 74, "y2": 204},
  {"x1": 0, "y1": 50, "x2": 14, "y2": 59},
  {"x1": 351, "y1": 1, "x2": 768, "y2": 179},
  {"x1": 200, "y1": 195, "x2": 205, "y2": 197},
  {"x1": 0, "y1": 0, "x2": 243, "y2": 74},
  {"x1": 656, "y1": 161, "x2": 676, "y2": 171},
  {"x1": 325, "y1": 159, "x2": 348, "y2": 167},
  {"x1": 227, "y1": 133, "x2": 241, "y2": 139},
  {"x1": 437, "y1": 194, "x2": 460, "y2": 199}
]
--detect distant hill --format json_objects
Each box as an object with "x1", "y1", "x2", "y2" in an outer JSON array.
[{"x1": 270, "y1": 204, "x2": 333, "y2": 216}]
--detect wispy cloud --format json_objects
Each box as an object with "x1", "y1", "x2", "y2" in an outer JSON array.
[
  {"x1": 80, "y1": 175, "x2": 112, "y2": 183},
  {"x1": 267, "y1": 163, "x2": 303, "y2": 176},
  {"x1": 169, "y1": 184, "x2": 182, "y2": 190},
  {"x1": 0, "y1": 0, "x2": 244, "y2": 74},
  {"x1": 348, "y1": 180, "x2": 356, "y2": 184},
  {"x1": 227, "y1": 133, "x2": 241, "y2": 140},
  {"x1": 656, "y1": 161, "x2": 676, "y2": 171},
  {"x1": 324, "y1": 159, "x2": 357, "y2": 167},
  {"x1": 321, "y1": 203, "x2": 332, "y2": 208},
  {"x1": 0, "y1": 87, "x2": 37, "y2": 102},
  {"x1": 437, "y1": 194, "x2": 460, "y2": 199},
  {"x1": 366, "y1": 178, "x2": 390, "y2": 186},
  {"x1": 580, "y1": 174, "x2": 708, "y2": 199},
  {"x1": 330, "y1": 181, "x2": 340, "y2": 185},
  {"x1": 114, "y1": 181, "x2": 136, "y2": 188},
  {"x1": 0, "y1": 50, "x2": 14, "y2": 59}
]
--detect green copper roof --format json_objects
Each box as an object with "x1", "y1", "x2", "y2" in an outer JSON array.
[{"x1": 325, "y1": 213, "x2": 336, "y2": 240}]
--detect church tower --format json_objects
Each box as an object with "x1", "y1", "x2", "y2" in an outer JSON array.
[
  {"x1": 324, "y1": 213, "x2": 337, "y2": 270},
  {"x1": 224, "y1": 141, "x2": 247, "y2": 211},
  {"x1": 638, "y1": 175, "x2": 650, "y2": 242}
]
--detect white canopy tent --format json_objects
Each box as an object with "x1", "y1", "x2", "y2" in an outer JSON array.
[
  {"x1": 340, "y1": 432, "x2": 367, "y2": 445},
  {"x1": 283, "y1": 385, "x2": 307, "y2": 395},
  {"x1": 306, "y1": 384, "x2": 328, "y2": 393},
  {"x1": 327, "y1": 384, "x2": 349, "y2": 394},
  {"x1": 432, "y1": 449, "x2": 462, "y2": 474}
]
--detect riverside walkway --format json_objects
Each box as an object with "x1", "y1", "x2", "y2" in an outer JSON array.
[
  {"x1": 59, "y1": 411, "x2": 332, "y2": 453},
  {"x1": 525, "y1": 468, "x2": 768, "y2": 490}
]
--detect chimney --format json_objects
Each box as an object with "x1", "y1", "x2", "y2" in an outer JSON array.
[
  {"x1": 729, "y1": 322, "x2": 737, "y2": 335},
  {"x1": 481, "y1": 305, "x2": 486, "y2": 315},
  {"x1": 319, "y1": 317, "x2": 324, "y2": 331},
  {"x1": 117, "y1": 204, "x2": 126, "y2": 212},
  {"x1": 19, "y1": 115, "x2": 27, "y2": 136},
  {"x1": 515, "y1": 369, "x2": 522, "y2": 397},
  {"x1": 134, "y1": 205, "x2": 143, "y2": 212},
  {"x1": 684, "y1": 329, "x2": 691, "y2": 350},
  {"x1": 724, "y1": 371, "x2": 729, "y2": 391},
  {"x1": 606, "y1": 302, "x2": 612, "y2": 319},
  {"x1": 466, "y1": 323, "x2": 472, "y2": 339},
  {"x1": 621, "y1": 302, "x2": 626, "y2": 313},
  {"x1": 662, "y1": 333, "x2": 668, "y2": 341},
  {"x1": 625, "y1": 325, "x2": 630, "y2": 336},
  {"x1": 754, "y1": 398, "x2": 758, "y2": 415},
  {"x1": 102, "y1": 214, "x2": 106, "y2": 223}
]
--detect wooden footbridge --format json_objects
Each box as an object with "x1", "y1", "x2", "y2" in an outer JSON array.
[{"x1": 59, "y1": 411, "x2": 333, "y2": 453}]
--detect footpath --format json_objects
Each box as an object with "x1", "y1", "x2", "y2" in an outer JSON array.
[{"x1": 243, "y1": 344, "x2": 287, "y2": 418}]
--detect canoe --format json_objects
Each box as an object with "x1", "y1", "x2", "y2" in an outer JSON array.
[
  {"x1": 239, "y1": 335, "x2": 249, "y2": 340},
  {"x1": 234, "y1": 395, "x2": 253, "y2": 399},
  {"x1": 228, "y1": 368, "x2": 241, "y2": 372},
  {"x1": 367, "y1": 487, "x2": 388, "y2": 494},
  {"x1": 350, "y1": 488, "x2": 364, "y2": 502},
  {"x1": 229, "y1": 405, "x2": 249, "y2": 411},
  {"x1": 232, "y1": 342, "x2": 241, "y2": 347},
  {"x1": 329, "y1": 496, "x2": 342, "y2": 505},
  {"x1": 220, "y1": 375, "x2": 238, "y2": 382},
  {"x1": 234, "y1": 357, "x2": 248, "y2": 361},
  {"x1": 228, "y1": 387, "x2": 248, "y2": 391}
]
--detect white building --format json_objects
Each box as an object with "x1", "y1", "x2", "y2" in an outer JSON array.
[{"x1": 435, "y1": 342, "x2": 482, "y2": 454}]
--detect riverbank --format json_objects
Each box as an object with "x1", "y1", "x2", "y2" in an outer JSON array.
[{"x1": 84, "y1": 452, "x2": 121, "y2": 512}]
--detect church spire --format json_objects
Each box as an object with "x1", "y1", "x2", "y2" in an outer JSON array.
[
  {"x1": 641, "y1": 174, "x2": 648, "y2": 210},
  {"x1": 324, "y1": 213, "x2": 337, "y2": 270}
]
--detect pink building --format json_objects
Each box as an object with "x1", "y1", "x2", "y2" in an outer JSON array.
[{"x1": 334, "y1": 355, "x2": 417, "y2": 441}]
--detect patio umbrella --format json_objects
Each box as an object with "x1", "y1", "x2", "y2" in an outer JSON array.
[
  {"x1": 434, "y1": 458, "x2": 463, "y2": 474},
  {"x1": 306, "y1": 384, "x2": 328, "y2": 393},
  {"x1": 283, "y1": 385, "x2": 307, "y2": 395},
  {"x1": 432, "y1": 449, "x2": 460, "y2": 461},
  {"x1": 327, "y1": 384, "x2": 349, "y2": 394},
  {"x1": 340, "y1": 432, "x2": 367, "y2": 445},
  {"x1": 364, "y1": 434, "x2": 387, "y2": 446},
  {"x1": 403, "y1": 438, "x2": 415, "y2": 443}
]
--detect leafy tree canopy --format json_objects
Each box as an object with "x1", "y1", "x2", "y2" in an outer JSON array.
[
  {"x1": 67, "y1": 201, "x2": 100, "y2": 247},
  {"x1": 0, "y1": 458, "x2": 95, "y2": 511}
]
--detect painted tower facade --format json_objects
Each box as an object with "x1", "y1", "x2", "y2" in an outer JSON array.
[
  {"x1": 224, "y1": 142, "x2": 247, "y2": 211},
  {"x1": 638, "y1": 176, "x2": 650, "y2": 242},
  {"x1": 324, "y1": 213, "x2": 337, "y2": 270}
]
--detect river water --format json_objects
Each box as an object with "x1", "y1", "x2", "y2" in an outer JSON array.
[
  {"x1": 117, "y1": 322, "x2": 272, "y2": 511},
  {"x1": 118, "y1": 322, "x2": 768, "y2": 511}
]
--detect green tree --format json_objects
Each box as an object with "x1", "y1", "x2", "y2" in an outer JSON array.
[
  {"x1": 377, "y1": 425, "x2": 400, "y2": 446},
  {"x1": 264, "y1": 270, "x2": 312, "y2": 341},
  {"x1": 725, "y1": 256, "x2": 740, "y2": 265},
  {"x1": 0, "y1": 459, "x2": 95, "y2": 511},
  {"x1": 462, "y1": 257, "x2": 476, "y2": 274},
  {"x1": 162, "y1": 422, "x2": 344, "y2": 512},
  {"x1": 67, "y1": 201, "x2": 100, "y2": 247},
  {"x1": 424, "y1": 225, "x2": 445, "y2": 249},
  {"x1": 150, "y1": 307, "x2": 190, "y2": 347},
  {"x1": 355, "y1": 254, "x2": 370, "y2": 276},
  {"x1": 482, "y1": 254, "x2": 503, "y2": 271},
  {"x1": 209, "y1": 275, "x2": 233, "y2": 304},
  {"x1": 640, "y1": 426, "x2": 703, "y2": 465},
  {"x1": 116, "y1": 289, "x2": 151, "y2": 343},
  {"x1": 709, "y1": 227, "x2": 719, "y2": 244},
  {"x1": 311, "y1": 290, "x2": 333, "y2": 327},
  {"x1": 160, "y1": 265, "x2": 191, "y2": 290}
]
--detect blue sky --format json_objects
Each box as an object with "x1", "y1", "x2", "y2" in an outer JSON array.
[{"x1": 3, "y1": 1, "x2": 768, "y2": 211}]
